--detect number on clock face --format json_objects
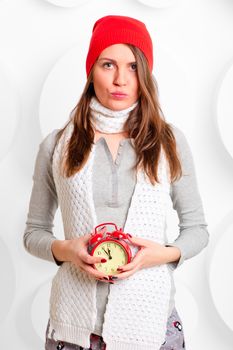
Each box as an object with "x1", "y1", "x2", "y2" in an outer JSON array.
[{"x1": 93, "y1": 241, "x2": 127, "y2": 275}]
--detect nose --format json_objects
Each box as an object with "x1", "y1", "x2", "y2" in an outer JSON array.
[{"x1": 113, "y1": 68, "x2": 127, "y2": 86}]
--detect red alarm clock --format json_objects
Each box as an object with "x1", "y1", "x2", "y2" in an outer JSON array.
[{"x1": 88, "y1": 222, "x2": 133, "y2": 276}]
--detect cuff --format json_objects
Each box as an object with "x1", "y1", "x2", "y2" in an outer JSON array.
[
  {"x1": 49, "y1": 239, "x2": 64, "y2": 266},
  {"x1": 165, "y1": 243, "x2": 185, "y2": 271}
]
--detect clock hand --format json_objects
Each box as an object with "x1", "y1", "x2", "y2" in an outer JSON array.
[
  {"x1": 102, "y1": 247, "x2": 110, "y2": 258},
  {"x1": 107, "y1": 248, "x2": 112, "y2": 260}
]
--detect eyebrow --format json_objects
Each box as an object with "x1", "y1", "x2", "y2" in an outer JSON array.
[{"x1": 98, "y1": 57, "x2": 136, "y2": 64}]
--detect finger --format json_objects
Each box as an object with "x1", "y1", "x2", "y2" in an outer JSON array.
[
  {"x1": 82, "y1": 233, "x2": 92, "y2": 244},
  {"x1": 128, "y1": 236, "x2": 150, "y2": 247},
  {"x1": 116, "y1": 267, "x2": 138, "y2": 280},
  {"x1": 96, "y1": 277, "x2": 108, "y2": 282},
  {"x1": 118, "y1": 261, "x2": 136, "y2": 272},
  {"x1": 118, "y1": 250, "x2": 144, "y2": 271},
  {"x1": 96, "y1": 278, "x2": 114, "y2": 284},
  {"x1": 77, "y1": 259, "x2": 108, "y2": 278},
  {"x1": 84, "y1": 263, "x2": 110, "y2": 279},
  {"x1": 81, "y1": 252, "x2": 107, "y2": 265}
]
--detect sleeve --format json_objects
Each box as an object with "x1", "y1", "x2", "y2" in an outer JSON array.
[
  {"x1": 23, "y1": 129, "x2": 62, "y2": 265},
  {"x1": 166, "y1": 125, "x2": 209, "y2": 271}
]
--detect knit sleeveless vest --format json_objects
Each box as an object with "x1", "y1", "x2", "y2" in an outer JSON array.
[{"x1": 50, "y1": 120, "x2": 172, "y2": 350}]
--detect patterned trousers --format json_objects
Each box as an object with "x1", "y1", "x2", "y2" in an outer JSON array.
[{"x1": 45, "y1": 307, "x2": 186, "y2": 350}]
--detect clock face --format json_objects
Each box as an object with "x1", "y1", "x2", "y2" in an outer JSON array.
[{"x1": 93, "y1": 240, "x2": 128, "y2": 275}]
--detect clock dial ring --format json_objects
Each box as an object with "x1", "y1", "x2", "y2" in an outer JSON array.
[{"x1": 90, "y1": 239, "x2": 131, "y2": 275}]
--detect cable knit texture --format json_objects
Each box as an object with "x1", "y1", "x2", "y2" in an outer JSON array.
[
  {"x1": 50, "y1": 114, "x2": 172, "y2": 349},
  {"x1": 89, "y1": 96, "x2": 139, "y2": 133}
]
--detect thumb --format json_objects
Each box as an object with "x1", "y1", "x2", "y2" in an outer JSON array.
[{"x1": 82, "y1": 233, "x2": 92, "y2": 244}]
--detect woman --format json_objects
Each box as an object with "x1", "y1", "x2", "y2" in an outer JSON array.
[{"x1": 23, "y1": 15, "x2": 209, "y2": 350}]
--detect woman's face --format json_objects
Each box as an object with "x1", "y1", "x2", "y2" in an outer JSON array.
[{"x1": 92, "y1": 43, "x2": 139, "y2": 111}]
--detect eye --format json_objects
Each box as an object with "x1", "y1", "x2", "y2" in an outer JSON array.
[
  {"x1": 103, "y1": 62, "x2": 114, "y2": 69},
  {"x1": 131, "y1": 63, "x2": 137, "y2": 71}
]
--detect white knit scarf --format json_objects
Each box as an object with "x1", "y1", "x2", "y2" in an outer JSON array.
[
  {"x1": 89, "y1": 96, "x2": 138, "y2": 133},
  {"x1": 50, "y1": 106, "x2": 172, "y2": 350}
]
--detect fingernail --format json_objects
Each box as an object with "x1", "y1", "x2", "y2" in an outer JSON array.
[
  {"x1": 101, "y1": 259, "x2": 107, "y2": 263},
  {"x1": 109, "y1": 275, "x2": 118, "y2": 280}
]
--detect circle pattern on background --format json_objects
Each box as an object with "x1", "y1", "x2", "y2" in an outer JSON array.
[
  {"x1": 43, "y1": 0, "x2": 90, "y2": 8},
  {"x1": 209, "y1": 221, "x2": 233, "y2": 331},
  {"x1": 39, "y1": 43, "x2": 193, "y2": 137},
  {"x1": 153, "y1": 45, "x2": 195, "y2": 135},
  {"x1": 137, "y1": 0, "x2": 182, "y2": 8},
  {"x1": 31, "y1": 279, "x2": 52, "y2": 340},
  {"x1": 0, "y1": 238, "x2": 16, "y2": 324},
  {"x1": 0, "y1": 60, "x2": 20, "y2": 161},
  {"x1": 174, "y1": 280, "x2": 199, "y2": 336},
  {"x1": 39, "y1": 44, "x2": 88, "y2": 136},
  {"x1": 217, "y1": 60, "x2": 233, "y2": 159}
]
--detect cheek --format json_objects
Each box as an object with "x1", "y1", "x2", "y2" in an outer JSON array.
[
  {"x1": 93, "y1": 82, "x2": 103, "y2": 99},
  {"x1": 93, "y1": 74, "x2": 110, "y2": 93}
]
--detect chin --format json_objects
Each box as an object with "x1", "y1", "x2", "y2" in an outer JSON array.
[{"x1": 107, "y1": 100, "x2": 133, "y2": 111}]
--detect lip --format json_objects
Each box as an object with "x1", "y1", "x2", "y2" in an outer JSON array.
[{"x1": 110, "y1": 92, "x2": 128, "y2": 99}]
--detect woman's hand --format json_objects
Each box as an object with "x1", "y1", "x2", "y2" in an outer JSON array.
[
  {"x1": 51, "y1": 234, "x2": 112, "y2": 282},
  {"x1": 114, "y1": 236, "x2": 181, "y2": 280}
]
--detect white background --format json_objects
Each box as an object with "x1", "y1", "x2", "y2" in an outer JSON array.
[{"x1": 0, "y1": 0, "x2": 233, "y2": 348}]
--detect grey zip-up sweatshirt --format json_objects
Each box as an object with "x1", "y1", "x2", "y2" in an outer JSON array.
[{"x1": 23, "y1": 124, "x2": 209, "y2": 336}]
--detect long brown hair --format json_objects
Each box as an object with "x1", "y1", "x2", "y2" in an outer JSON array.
[{"x1": 55, "y1": 44, "x2": 182, "y2": 185}]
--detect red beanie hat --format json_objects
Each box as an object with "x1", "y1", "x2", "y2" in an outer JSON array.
[{"x1": 86, "y1": 15, "x2": 153, "y2": 78}]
